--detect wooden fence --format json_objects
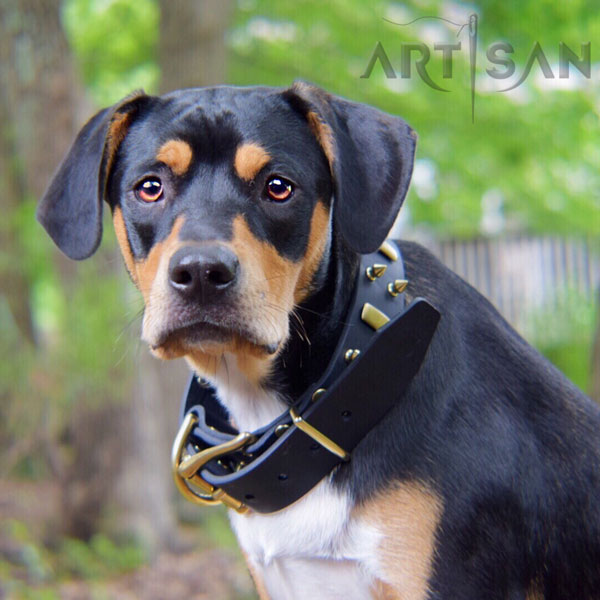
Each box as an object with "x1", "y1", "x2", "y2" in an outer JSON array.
[{"x1": 422, "y1": 236, "x2": 599, "y2": 337}]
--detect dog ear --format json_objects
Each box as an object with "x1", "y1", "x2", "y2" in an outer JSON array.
[
  {"x1": 283, "y1": 81, "x2": 416, "y2": 254},
  {"x1": 37, "y1": 91, "x2": 151, "y2": 260}
]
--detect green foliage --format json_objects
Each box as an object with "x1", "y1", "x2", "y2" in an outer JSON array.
[
  {"x1": 1, "y1": 198, "x2": 138, "y2": 479},
  {"x1": 228, "y1": 0, "x2": 600, "y2": 237},
  {"x1": 56, "y1": 0, "x2": 600, "y2": 236},
  {"x1": 1, "y1": 519, "x2": 146, "y2": 597},
  {"x1": 526, "y1": 290, "x2": 597, "y2": 391},
  {"x1": 62, "y1": 0, "x2": 159, "y2": 105},
  {"x1": 60, "y1": 534, "x2": 146, "y2": 579}
]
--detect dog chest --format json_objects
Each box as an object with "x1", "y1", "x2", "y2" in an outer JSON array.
[{"x1": 229, "y1": 479, "x2": 382, "y2": 599}]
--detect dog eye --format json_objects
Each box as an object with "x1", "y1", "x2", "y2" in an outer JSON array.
[
  {"x1": 265, "y1": 177, "x2": 293, "y2": 202},
  {"x1": 135, "y1": 177, "x2": 163, "y2": 202}
]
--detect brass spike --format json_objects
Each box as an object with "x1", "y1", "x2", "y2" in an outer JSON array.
[
  {"x1": 379, "y1": 240, "x2": 399, "y2": 261},
  {"x1": 394, "y1": 279, "x2": 408, "y2": 293},
  {"x1": 365, "y1": 263, "x2": 387, "y2": 281},
  {"x1": 344, "y1": 348, "x2": 361, "y2": 363},
  {"x1": 361, "y1": 303, "x2": 390, "y2": 331},
  {"x1": 311, "y1": 388, "x2": 327, "y2": 402},
  {"x1": 387, "y1": 279, "x2": 408, "y2": 297}
]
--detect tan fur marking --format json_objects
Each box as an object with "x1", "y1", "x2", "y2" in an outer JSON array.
[
  {"x1": 371, "y1": 579, "x2": 402, "y2": 600},
  {"x1": 307, "y1": 111, "x2": 335, "y2": 167},
  {"x1": 526, "y1": 583, "x2": 544, "y2": 600},
  {"x1": 156, "y1": 139, "x2": 193, "y2": 176},
  {"x1": 155, "y1": 214, "x2": 301, "y2": 384},
  {"x1": 145, "y1": 217, "x2": 287, "y2": 385},
  {"x1": 112, "y1": 207, "x2": 137, "y2": 283},
  {"x1": 231, "y1": 214, "x2": 298, "y2": 322},
  {"x1": 234, "y1": 143, "x2": 271, "y2": 181},
  {"x1": 135, "y1": 216, "x2": 184, "y2": 298},
  {"x1": 242, "y1": 551, "x2": 271, "y2": 600},
  {"x1": 357, "y1": 481, "x2": 442, "y2": 600},
  {"x1": 105, "y1": 111, "x2": 133, "y2": 177},
  {"x1": 150, "y1": 206, "x2": 332, "y2": 385},
  {"x1": 295, "y1": 200, "x2": 330, "y2": 303},
  {"x1": 182, "y1": 339, "x2": 273, "y2": 386},
  {"x1": 141, "y1": 202, "x2": 330, "y2": 386}
]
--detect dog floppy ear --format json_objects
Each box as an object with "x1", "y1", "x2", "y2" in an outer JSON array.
[
  {"x1": 37, "y1": 91, "x2": 150, "y2": 260},
  {"x1": 283, "y1": 82, "x2": 416, "y2": 254}
]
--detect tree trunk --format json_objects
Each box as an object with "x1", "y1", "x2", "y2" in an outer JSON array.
[
  {"x1": 115, "y1": 346, "x2": 189, "y2": 552},
  {"x1": 0, "y1": 0, "x2": 82, "y2": 345},
  {"x1": 0, "y1": 0, "x2": 134, "y2": 542},
  {"x1": 159, "y1": 0, "x2": 233, "y2": 92}
]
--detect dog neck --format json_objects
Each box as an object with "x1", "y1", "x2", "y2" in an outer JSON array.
[{"x1": 271, "y1": 236, "x2": 359, "y2": 401}]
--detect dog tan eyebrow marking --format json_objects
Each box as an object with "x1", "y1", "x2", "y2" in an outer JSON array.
[
  {"x1": 156, "y1": 140, "x2": 193, "y2": 176},
  {"x1": 295, "y1": 200, "x2": 330, "y2": 304},
  {"x1": 135, "y1": 215, "x2": 185, "y2": 297},
  {"x1": 307, "y1": 111, "x2": 335, "y2": 166},
  {"x1": 112, "y1": 207, "x2": 137, "y2": 283},
  {"x1": 355, "y1": 481, "x2": 442, "y2": 600},
  {"x1": 234, "y1": 143, "x2": 271, "y2": 181}
]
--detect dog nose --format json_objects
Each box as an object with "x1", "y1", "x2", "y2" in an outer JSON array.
[{"x1": 168, "y1": 245, "x2": 239, "y2": 301}]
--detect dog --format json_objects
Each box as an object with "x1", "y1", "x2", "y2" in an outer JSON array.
[{"x1": 38, "y1": 82, "x2": 600, "y2": 599}]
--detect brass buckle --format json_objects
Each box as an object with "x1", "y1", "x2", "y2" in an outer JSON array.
[
  {"x1": 289, "y1": 408, "x2": 350, "y2": 461},
  {"x1": 171, "y1": 413, "x2": 255, "y2": 514}
]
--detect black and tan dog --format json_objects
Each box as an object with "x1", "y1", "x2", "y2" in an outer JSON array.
[{"x1": 38, "y1": 83, "x2": 600, "y2": 599}]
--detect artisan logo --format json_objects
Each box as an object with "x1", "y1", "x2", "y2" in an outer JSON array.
[{"x1": 361, "y1": 14, "x2": 591, "y2": 122}]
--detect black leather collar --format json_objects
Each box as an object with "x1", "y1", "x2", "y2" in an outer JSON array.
[{"x1": 173, "y1": 241, "x2": 440, "y2": 514}]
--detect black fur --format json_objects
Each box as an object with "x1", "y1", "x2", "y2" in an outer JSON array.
[{"x1": 337, "y1": 242, "x2": 600, "y2": 598}]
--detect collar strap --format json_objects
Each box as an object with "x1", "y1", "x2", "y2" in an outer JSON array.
[{"x1": 172, "y1": 241, "x2": 440, "y2": 514}]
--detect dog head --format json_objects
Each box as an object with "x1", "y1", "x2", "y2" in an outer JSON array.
[{"x1": 38, "y1": 83, "x2": 416, "y2": 382}]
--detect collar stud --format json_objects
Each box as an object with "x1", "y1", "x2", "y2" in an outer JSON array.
[
  {"x1": 387, "y1": 279, "x2": 409, "y2": 297},
  {"x1": 344, "y1": 348, "x2": 361, "y2": 363},
  {"x1": 311, "y1": 388, "x2": 327, "y2": 402},
  {"x1": 378, "y1": 240, "x2": 399, "y2": 261},
  {"x1": 366, "y1": 264, "x2": 387, "y2": 281},
  {"x1": 361, "y1": 302, "x2": 390, "y2": 330}
]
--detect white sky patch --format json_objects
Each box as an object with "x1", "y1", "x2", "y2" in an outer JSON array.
[
  {"x1": 441, "y1": 1, "x2": 478, "y2": 26},
  {"x1": 384, "y1": 3, "x2": 413, "y2": 26},
  {"x1": 246, "y1": 17, "x2": 298, "y2": 43},
  {"x1": 412, "y1": 158, "x2": 438, "y2": 201},
  {"x1": 480, "y1": 188, "x2": 505, "y2": 235},
  {"x1": 383, "y1": 75, "x2": 414, "y2": 94},
  {"x1": 477, "y1": 73, "x2": 533, "y2": 104},
  {"x1": 418, "y1": 22, "x2": 453, "y2": 45},
  {"x1": 389, "y1": 203, "x2": 412, "y2": 237}
]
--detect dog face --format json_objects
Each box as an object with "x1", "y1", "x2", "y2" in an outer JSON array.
[
  {"x1": 109, "y1": 87, "x2": 335, "y2": 379},
  {"x1": 38, "y1": 83, "x2": 416, "y2": 382}
]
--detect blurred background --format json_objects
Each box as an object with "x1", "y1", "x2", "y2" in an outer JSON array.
[{"x1": 0, "y1": 0, "x2": 599, "y2": 598}]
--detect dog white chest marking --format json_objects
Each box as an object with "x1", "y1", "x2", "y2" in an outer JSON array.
[
  {"x1": 210, "y1": 353, "x2": 287, "y2": 432},
  {"x1": 211, "y1": 354, "x2": 382, "y2": 599},
  {"x1": 230, "y1": 480, "x2": 382, "y2": 599}
]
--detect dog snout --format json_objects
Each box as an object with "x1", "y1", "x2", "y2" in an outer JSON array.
[{"x1": 168, "y1": 245, "x2": 239, "y2": 302}]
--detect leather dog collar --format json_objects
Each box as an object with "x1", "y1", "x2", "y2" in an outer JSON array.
[{"x1": 172, "y1": 241, "x2": 440, "y2": 514}]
